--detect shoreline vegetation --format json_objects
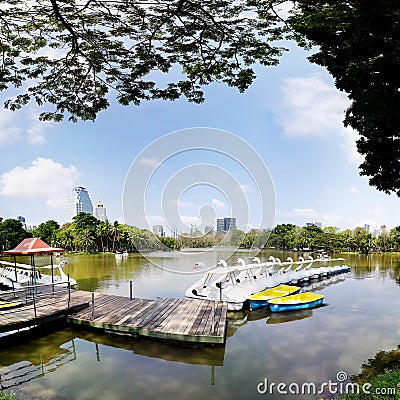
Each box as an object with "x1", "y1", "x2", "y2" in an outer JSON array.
[
  {"x1": 0, "y1": 392, "x2": 17, "y2": 400},
  {"x1": 1, "y1": 214, "x2": 400, "y2": 255}
]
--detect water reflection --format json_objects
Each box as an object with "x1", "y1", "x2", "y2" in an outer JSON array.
[
  {"x1": 1, "y1": 252, "x2": 400, "y2": 399},
  {"x1": 351, "y1": 345, "x2": 400, "y2": 384},
  {"x1": 0, "y1": 326, "x2": 226, "y2": 394},
  {"x1": 0, "y1": 330, "x2": 77, "y2": 391}
]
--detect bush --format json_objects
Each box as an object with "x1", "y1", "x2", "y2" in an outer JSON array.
[{"x1": 0, "y1": 392, "x2": 18, "y2": 400}]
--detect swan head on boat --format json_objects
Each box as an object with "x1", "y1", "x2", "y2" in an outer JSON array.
[
  {"x1": 287, "y1": 257, "x2": 293, "y2": 263},
  {"x1": 234, "y1": 258, "x2": 246, "y2": 267},
  {"x1": 216, "y1": 259, "x2": 228, "y2": 267},
  {"x1": 298, "y1": 256, "x2": 305, "y2": 262},
  {"x1": 193, "y1": 262, "x2": 205, "y2": 269},
  {"x1": 251, "y1": 257, "x2": 261, "y2": 264},
  {"x1": 307, "y1": 256, "x2": 313, "y2": 261},
  {"x1": 268, "y1": 256, "x2": 276, "y2": 263}
]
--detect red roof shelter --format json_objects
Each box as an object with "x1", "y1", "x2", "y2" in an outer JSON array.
[
  {"x1": 3, "y1": 238, "x2": 65, "y2": 287},
  {"x1": 3, "y1": 238, "x2": 64, "y2": 255}
]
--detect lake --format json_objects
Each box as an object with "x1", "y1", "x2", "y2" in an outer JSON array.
[{"x1": 1, "y1": 250, "x2": 400, "y2": 400}]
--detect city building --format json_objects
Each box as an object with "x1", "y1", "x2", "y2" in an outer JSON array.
[
  {"x1": 216, "y1": 219, "x2": 225, "y2": 232},
  {"x1": 17, "y1": 216, "x2": 26, "y2": 229},
  {"x1": 94, "y1": 200, "x2": 107, "y2": 221},
  {"x1": 66, "y1": 186, "x2": 93, "y2": 221},
  {"x1": 153, "y1": 225, "x2": 164, "y2": 237},
  {"x1": 224, "y1": 217, "x2": 237, "y2": 231},
  {"x1": 364, "y1": 224, "x2": 370, "y2": 233},
  {"x1": 216, "y1": 217, "x2": 237, "y2": 232},
  {"x1": 306, "y1": 222, "x2": 322, "y2": 229}
]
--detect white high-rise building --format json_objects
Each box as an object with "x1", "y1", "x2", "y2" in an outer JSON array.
[
  {"x1": 66, "y1": 186, "x2": 93, "y2": 221},
  {"x1": 95, "y1": 200, "x2": 107, "y2": 221},
  {"x1": 153, "y1": 225, "x2": 164, "y2": 237}
]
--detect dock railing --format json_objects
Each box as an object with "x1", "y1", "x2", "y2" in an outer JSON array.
[{"x1": 0, "y1": 280, "x2": 72, "y2": 318}]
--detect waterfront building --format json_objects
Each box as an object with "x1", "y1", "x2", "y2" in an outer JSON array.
[
  {"x1": 216, "y1": 217, "x2": 237, "y2": 232},
  {"x1": 94, "y1": 200, "x2": 107, "y2": 221},
  {"x1": 66, "y1": 186, "x2": 93, "y2": 221}
]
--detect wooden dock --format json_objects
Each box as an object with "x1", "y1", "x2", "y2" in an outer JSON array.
[
  {"x1": 0, "y1": 289, "x2": 92, "y2": 334},
  {"x1": 68, "y1": 293, "x2": 228, "y2": 344}
]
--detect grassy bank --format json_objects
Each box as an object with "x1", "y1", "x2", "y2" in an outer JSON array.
[{"x1": 340, "y1": 370, "x2": 400, "y2": 399}]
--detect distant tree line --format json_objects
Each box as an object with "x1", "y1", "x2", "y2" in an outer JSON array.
[
  {"x1": 0, "y1": 213, "x2": 170, "y2": 253},
  {"x1": 175, "y1": 224, "x2": 400, "y2": 254},
  {"x1": 1, "y1": 215, "x2": 400, "y2": 254}
]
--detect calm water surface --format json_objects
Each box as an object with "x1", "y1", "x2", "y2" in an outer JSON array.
[{"x1": 1, "y1": 250, "x2": 400, "y2": 400}]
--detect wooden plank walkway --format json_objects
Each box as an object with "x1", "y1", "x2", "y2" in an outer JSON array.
[
  {"x1": 68, "y1": 293, "x2": 228, "y2": 344},
  {"x1": 0, "y1": 290, "x2": 92, "y2": 334}
]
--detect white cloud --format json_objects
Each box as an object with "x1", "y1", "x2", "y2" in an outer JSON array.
[
  {"x1": 277, "y1": 74, "x2": 363, "y2": 164},
  {"x1": 0, "y1": 109, "x2": 20, "y2": 146},
  {"x1": 340, "y1": 126, "x2": 364, "y2": 164},
  {"x1": 139, "y1": 157, "x2": 162, "y2": 168},
  {"x1": 279, "y1": 75, "x2": 349, "y2": 137},
  {"x1": 0, "y1": 158, "x2": 80, "y2": 208},
  {"x1": 0, "y1": 106, "x2": 53, "y2": 147},
  {"x1": 211, "y1": 198, "x2": 225, "y2": 209},
  {"x1": 287, "y1": 207, "x2": 320, "y2": 219}
]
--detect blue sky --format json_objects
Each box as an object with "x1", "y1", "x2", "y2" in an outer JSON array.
[{"x1": 0, "y1": 41, "x2": 399, "y2": 234}]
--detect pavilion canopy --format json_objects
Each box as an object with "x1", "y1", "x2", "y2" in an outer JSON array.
[{"x1": 3, "y1": 238, "x2": 64, "y2": 255}]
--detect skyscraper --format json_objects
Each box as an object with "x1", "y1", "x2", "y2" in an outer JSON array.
[
  {"x1": 66, "y1": 186, "x2": 93, "y2": 221},
  {"x1": 216, "y1": 217, "x2": 237, "y2": 232},
  {"x1": 94, "y1": 200, "x2": 107, "y2": 221}
]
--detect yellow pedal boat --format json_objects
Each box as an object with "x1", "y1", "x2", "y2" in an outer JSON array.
[
  {"x1": 249, "y1": 285, "x2": 301, "y2": 310},
  {"x1": 268, "y1": 292, "x2": 324, "y2": 312},
  {"x1": 0, "y1": 300, "x2": 23, "y2": 310}
]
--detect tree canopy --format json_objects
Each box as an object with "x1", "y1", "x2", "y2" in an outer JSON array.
[
  {"x1": 0, "y1": 0, "x2": 285, "y2": 121},
  {"x1": 0, "y1": 218, "x2": 31, "y2": 252},
  {"x1": 1, "y1": 1, "x2": 400, "y2": 194},
  {"x1": 289, "y1": 0, "x2": 400, "y2": 195}
]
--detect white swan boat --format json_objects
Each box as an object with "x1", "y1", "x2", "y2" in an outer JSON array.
[
  {"x1": 185, "y1": 257, "x2": 296, "y2": 310},
  {"x1": 0, "y1": 260, "x2": 77, "y2": 289},
  {"x1": 185, "y1": 256, "x2": 349, "y2": 311}
]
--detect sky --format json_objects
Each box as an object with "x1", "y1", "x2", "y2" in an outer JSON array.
[{"x1": 0, "y1": 41, "x2": 399, "y2": 234}]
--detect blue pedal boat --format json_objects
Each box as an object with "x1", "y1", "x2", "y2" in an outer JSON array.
[{"x1": 268, "y1": 292, "x2": 325, "y2": 313}]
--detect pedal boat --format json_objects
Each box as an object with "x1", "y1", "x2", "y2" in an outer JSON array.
[
  {"x1": 268, "y1": 292, "x2": 325, "y2": 312},
  {"x1": 249, "y1": 285, "x2": 301, "y2": 310},
  {"x1": 0, "y1": 300, "x2": 23, "y2": 310}
]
